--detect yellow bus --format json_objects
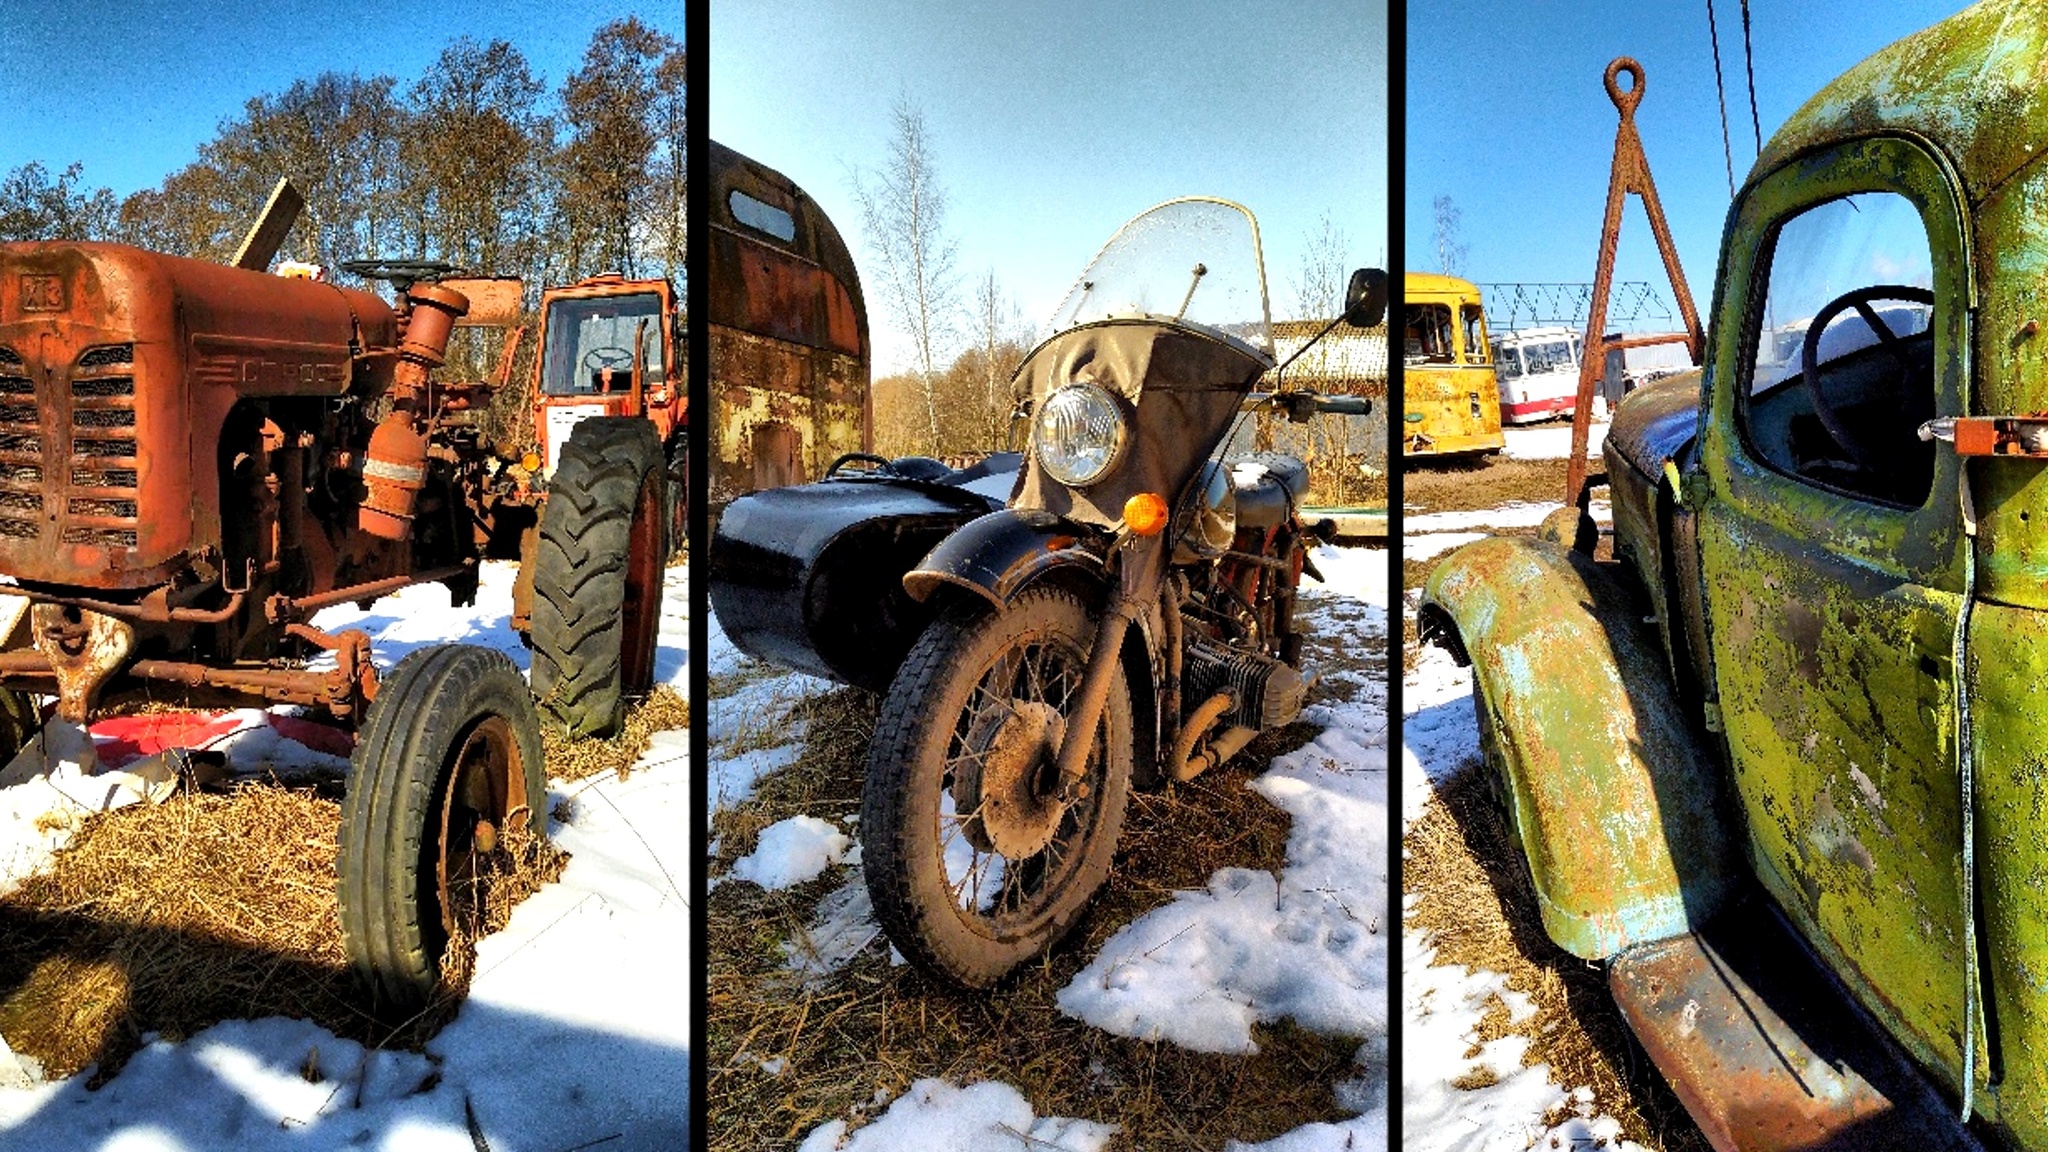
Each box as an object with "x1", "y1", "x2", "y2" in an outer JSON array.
[{"x1": 1402, "y1": 272, "x2": 1505, "y2": 457}]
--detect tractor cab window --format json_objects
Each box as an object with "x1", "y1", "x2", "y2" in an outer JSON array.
[
  {"x1": 1461, "y1": 305, "x2": 1489, "y2": 364},
  {"x1": 1741, "y1": 192, "x2": 1935, "y2": 507},
  {"x1": 540, "y1": 293, "x2": 667, "y2": 397},
  {"x1": 1405, "y1": 303, "x2": 1457, "y2": 365}
]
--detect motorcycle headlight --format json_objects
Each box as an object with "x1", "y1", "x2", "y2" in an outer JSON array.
[{"x1": 1033, "y1": 383, "x2": 1129, "y2": 487}]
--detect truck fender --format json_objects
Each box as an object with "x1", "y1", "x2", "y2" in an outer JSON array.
[
  {"x1": 902, "y1": 508, "x2": 1105, "y2": 609},
  {"x1": 1418, "y1": 536, "x2": 1733, "y2": 960}
]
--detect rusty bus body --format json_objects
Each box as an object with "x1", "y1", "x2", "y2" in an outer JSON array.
[{"x1": 707, "y1": 141, "x2": 869, "y2": 507}]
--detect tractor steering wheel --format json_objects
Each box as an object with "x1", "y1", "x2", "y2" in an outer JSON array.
[
  {"x1": 339, "y1": 259, "x2": 457, "y2": 288},
  {"x1": 582, "y1": 345, "x2": 638, "y2": 373},
  {"x1": 1800, "y1": 284, "x2": 1935, "y2": 468}
]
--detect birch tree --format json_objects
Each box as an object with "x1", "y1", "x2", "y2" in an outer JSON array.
[{"x1": 852, "y1": 98, "x2": 960, "y2": 453}]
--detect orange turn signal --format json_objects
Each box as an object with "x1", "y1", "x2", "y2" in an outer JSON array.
[
  {"x1": 520, "y1": 451, "x2": 543, "y2": 473},
  {"x1": 1123, "y1": 492, "x2": 1170, "y2": 536}
]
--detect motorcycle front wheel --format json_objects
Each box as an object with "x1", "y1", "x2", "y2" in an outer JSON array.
[{"x1": 862, "y1": 585, "x2": 1133, "y2": 988}]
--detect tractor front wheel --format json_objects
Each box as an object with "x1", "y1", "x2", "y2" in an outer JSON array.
[{"x1": 336, "y1": 644, "x2": 547, "y2": 1011}]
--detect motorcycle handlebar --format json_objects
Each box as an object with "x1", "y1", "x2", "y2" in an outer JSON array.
[{"x1": 1242, "y1": 391, "x2": 1375, "y2": 419}]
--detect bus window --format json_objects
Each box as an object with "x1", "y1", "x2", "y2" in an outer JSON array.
[
  {"x1": 1461, "y1": 305, "x2": 1488, "y2": 364},
  {"x1": 1493, "y1": 341, "x2": 1523, "y2": 380},
  {"x1": 1405, "y1": 303, "x2": 1457, "y2": 364}
]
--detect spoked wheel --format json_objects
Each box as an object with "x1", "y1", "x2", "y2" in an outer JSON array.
[
  {"x1": 862, "y1": 587, "x2": 1132, "y2": 988},
  {"x1": 338, "y1": 644, "x2": 547, "y2": 1011}
]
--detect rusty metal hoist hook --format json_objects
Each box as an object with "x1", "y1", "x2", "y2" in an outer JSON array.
[{"x1": 1564, "y1": 57, "x2": 1707, "y2": 509}]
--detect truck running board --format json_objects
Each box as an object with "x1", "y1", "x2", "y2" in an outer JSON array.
[{"x1": 1609, "y1": 900, "x2": 1981, "y2": 1152}]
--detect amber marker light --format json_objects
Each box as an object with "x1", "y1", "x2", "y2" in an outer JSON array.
[
  {"x1": 520, "y1": 451, "x2": 542, "y2": 472},
  {"x1": 1123, "y1": 492, "x2": 1169, "y2": 536}
]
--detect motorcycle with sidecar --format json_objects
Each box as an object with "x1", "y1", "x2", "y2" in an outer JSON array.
[{"x1": 711, "y1": 197, "x2": 1386, "y2": 986}]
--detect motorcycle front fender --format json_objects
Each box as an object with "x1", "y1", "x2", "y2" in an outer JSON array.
[{"x1": 902, "y1": 508, "x2": 1107, "y2": 609}]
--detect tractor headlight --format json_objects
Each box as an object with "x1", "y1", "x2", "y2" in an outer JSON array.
[{"x1": 1033, "y1": 383, "x2": 1129, "y2": 487}]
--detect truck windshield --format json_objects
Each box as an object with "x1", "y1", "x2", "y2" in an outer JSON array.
[{"x1": 541, "y1": 293, "x2": 666, "y2": 396}]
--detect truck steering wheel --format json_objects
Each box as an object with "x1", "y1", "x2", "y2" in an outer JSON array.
[{"x1": 1800, "y1": 284, "x2": 1935, "y2": 469}]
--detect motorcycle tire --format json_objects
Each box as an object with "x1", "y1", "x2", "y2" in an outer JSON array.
[
  {"x1": 337, "y1": 644, "x2": 548, "y2": 1011},
  {"x1": 862, "y1": 586, "x2": 1133, "y2": 989},
  {"x1": 530, "y1": 416, "x2": 667, "y2": 738}
]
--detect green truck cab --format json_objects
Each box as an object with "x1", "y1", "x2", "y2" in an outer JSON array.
[{"x1": 1422, "y1": 4, "x2": 2048, "y2": 1147}]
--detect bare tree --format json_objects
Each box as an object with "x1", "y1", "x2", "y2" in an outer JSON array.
[
  {"x1": 1432, "y1": 194, "x2": 1468, "y2": 277},
  {"x1": 1290, "y1": 210, "x2": 1351, "y2": 321},
  {"x1": 851, "y1": 98, "x2": 960, "y2": 453},
  {"x1": 971, "y1": 271, "x2": 1024, "y2": 450}
]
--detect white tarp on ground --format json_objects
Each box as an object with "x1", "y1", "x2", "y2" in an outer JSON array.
[{"x1": 0, "y1": 561, "x2": 694, "y2": 1150}]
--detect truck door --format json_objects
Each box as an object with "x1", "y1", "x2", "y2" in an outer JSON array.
[{"x1": 1693, "y1": 135, "x2": 1972, "y2": 1086}]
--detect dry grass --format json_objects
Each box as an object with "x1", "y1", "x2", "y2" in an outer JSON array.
[
  {"x1": 543, "y1": 686, "x2": 690, "y2": 783},
  {"x1": 1404, "y1": 763, "x2": 1710, "y2": 1151},
  {"x1": 0, "y1": 767, "x2": 568, "y2": 1084},
  {"x1": 1403, "y1": 455, "x2": 1569, "y2": 516},
  {"x1": 706, "y1": 664, "x2": 1379, "y2": 1150}
]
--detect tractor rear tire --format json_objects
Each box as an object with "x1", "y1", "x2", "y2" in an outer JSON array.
[
  {"x1": 530, "y1": 417, "x2": 668, "y2": 738},
  {"x1": 337, "y1": 644, "x2": 547, "y2": 1011}
]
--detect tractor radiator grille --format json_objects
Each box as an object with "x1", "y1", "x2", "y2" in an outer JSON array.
[
  {"x1": 0, "y1": 343, "x2": 145, "y2": 553},
  {"x1": 59, "y1": 345, "x2": 142, "y2": 551},
  {"x1": 0, "y1": 353, "x2": 41, "y2": 540}
]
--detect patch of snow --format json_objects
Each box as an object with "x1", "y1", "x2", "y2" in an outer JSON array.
[
  {"x1": 730, "y1": 814, "x2": 852, "y2": 890},
  {"x1": 1406, "y1": 532, "x2": 1489, "y2": 563},
  {"x1": 1056, "y1": 544, "x2": 1389, "y2": 1143},
  {"x1": 784, "y1": 873, "x2": 884, "y2": 985},
  {"x1": 1406, "y1": 502, "x2": 1560, "y2": 533},
  {"x1": 794, "y1": 1078, "x2": 1116, "y2": 1152},
  {"x1": 1503, "y1": 420, "x2": 1607, "y2": 460}
]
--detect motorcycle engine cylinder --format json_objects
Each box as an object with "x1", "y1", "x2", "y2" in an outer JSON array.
[{"x1": 1183, "y1": 638, "x2": 1305, "y2": 731}]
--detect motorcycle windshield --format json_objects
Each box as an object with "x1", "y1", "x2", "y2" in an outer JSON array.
[{"x1": 1047, "y1": 198, "x2": 1272, "y2": 358}]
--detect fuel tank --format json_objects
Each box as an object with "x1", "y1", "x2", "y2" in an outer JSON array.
[
  {"x1": 0, "y1": 242, "x2": 398, "y2": 589},
  {"x1": 708, "y1": 456, "x2": 1016, "y2": 690}
]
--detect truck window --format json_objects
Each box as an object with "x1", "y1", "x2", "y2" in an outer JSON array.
[
  {"x1": 1461, "y1": 305, "x2": 1489, "y2": 364},
  {"x1": 541, "y1": 293, "x2": 667, "y2": 396},
  {"x1": 1740, "y1": 192, "x2": 1935, "y2": 507},
  {"x1": 1405, "y1": 303, "x2": 1457, "y2": 365}
]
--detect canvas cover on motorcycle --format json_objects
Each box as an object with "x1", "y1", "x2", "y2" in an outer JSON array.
[{"x1": 1012, "y1": 319, "x2": 1271, "y2": 529}]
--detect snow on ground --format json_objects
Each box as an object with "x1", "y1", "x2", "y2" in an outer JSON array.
[
  {"x1": 0, "y1": 559, "x2": 693, "y2": 1150},
  {"x1": 1053, "y1": 543, "x2": 1390, "y2": 1151},
  {"x1": 1403, "y1": 514, "x2": 1646, "y2": 1149},
  {"x1": 728, "y1": 814, "x2": 852, "y2": 890},
  {"x1": 1503, "y1": 419, "x2": 1607, "y2": 460},
  {"x1": 794, "y1": 1078, "x2": 1116, "y2": 1152},
  {"x1": 711, "y1": 542, "x2": 1394, "y2": 1149}
]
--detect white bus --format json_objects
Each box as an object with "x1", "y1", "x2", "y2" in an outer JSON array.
[{"x1": 1489, "y1": 325, "x2": 1586, "y2": 424}]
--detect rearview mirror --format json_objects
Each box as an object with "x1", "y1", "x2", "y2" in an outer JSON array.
[{"x1": 1343, "y1": 268, "x2": 1388, "y2": 328}]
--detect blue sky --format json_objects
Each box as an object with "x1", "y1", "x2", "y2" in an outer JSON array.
[
  {"x1": 0, "y1": 1, "x2": 684, "y2": 196},
  {"x1": 1405, "y1": 0, "x2": 1965, "y2": 330},
  {"x1": 712, "y1": 0, "x2": 1389, "y2": 373}
]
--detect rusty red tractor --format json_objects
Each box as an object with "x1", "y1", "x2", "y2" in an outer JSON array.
[{"x1": 0, "y1": 198, "x2": 674, "y2": 1008}]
